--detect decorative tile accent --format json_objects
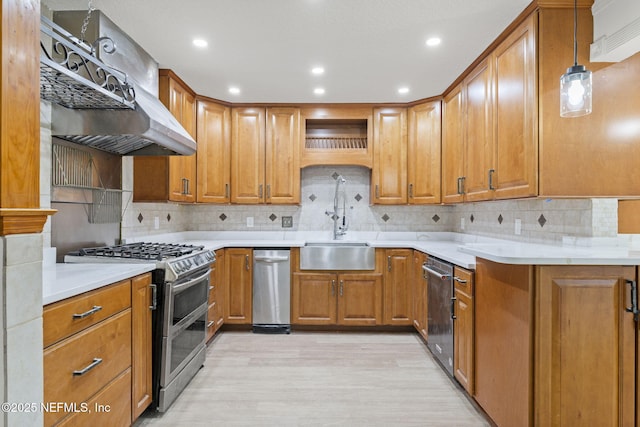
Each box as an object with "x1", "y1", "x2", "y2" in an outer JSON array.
[
  {"x1": 538, "y1": 214, "x2": 547, "y2": 227},
  {"x1": 432, "y1": 214, "x2": 440, "y2": 223},
  {"x1": 219, "y1": 213, "x2": 227, "y2": 221},
  {"x1": 269, "y1": 213, "x2": 277, "y2": 222},
  {"x1": 167, "y1": 214, "x2": 171, "y2": 222},
  {"x1": 470, "y1": 214, "x2": 475, "y2": 223},
  {"x1": 381, "y1": 214, "x2": 390, "y2": 222},
  {"x1": 309, "y1": 194, "x2": 317, "y2": 202},
  {"x1": 331, "y1": 172, "x2": 340, "y2": 180},
  {"x1": 137, "y1": 213, "x2": 143, "y2": 223},
  {"x1": 498, "y1": 214, "x2": 503, "y2": 224},
  {"x1": 354, "y1": 193, "x2": 363, "y2": 202}
]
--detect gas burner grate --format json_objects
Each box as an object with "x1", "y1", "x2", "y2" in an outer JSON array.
[{"x1": 75, "y1": 242, "x2": 205, "y2": 261}]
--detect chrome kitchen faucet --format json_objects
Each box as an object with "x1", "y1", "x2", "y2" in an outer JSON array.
[{"x1": 325, "y1": 175, "x2": 349, "y2": 239}]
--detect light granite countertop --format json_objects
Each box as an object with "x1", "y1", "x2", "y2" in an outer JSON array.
[{"x1": 44, "y1": 231, "x2": 640, "y2": 305}]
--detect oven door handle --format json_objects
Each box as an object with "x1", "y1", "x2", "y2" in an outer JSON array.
[
  {"x1": 422, "y1": 265, "x2": 451, "y2": 281},
  {"x1": 172, "y1": 269, "x2": 211, "y2": 294}
]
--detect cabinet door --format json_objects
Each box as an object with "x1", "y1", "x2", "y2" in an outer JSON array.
[
  {"x1": 535, "y1": 265, "x2": 636, "y2": 427},
  {"x1": 224, "y1": 248, "x2": 253, "y2": 324},
  {"x1": 493, "y1": 13, "x2": 538, "y2": 200},
  {"x1": 291, "y1": 273, "x2": 337, "y2": 325},
  {"x1": 197, "y1": 100, "x2": 231, "y2": 203},
  {"x1": 214, "y1": 249, "x2": 226, "y2": 331},
  {"x1": 383, "y1": 249, "x2": 413, "y2": 325},
  {"x1": 231, "y1": 108, "x2": 265, "y2": 204},
  {"x1": 131, "y1": 274, "x2": 152, "y2": 421},
  {"x1": 372, "y1": 108, "x2": 407, "y2": 204},
  {"x1": 412, "y1": 251, "x2": 428, "y2": 340},
  {"x1": 407, "y1": 101, "x2": 441, "y2": 204},
  {"x1": 453, "y1": 267, "x2": 474, "y2": 394},
  {"x1": 167, "y1": 77, "x2": 197, "y2": 203},
  {"x1": 265, "y1": 107, "x2": 300, "y2": 204},
  {"x1": 442, "y1": 84, "x2": 465, "y2": 204},
  {"x1": 463, "y1": 57, "x2": 493, "y2": 202},
  {"x1": 337, "y1": 273, "x2": 383, "y2": 326}
]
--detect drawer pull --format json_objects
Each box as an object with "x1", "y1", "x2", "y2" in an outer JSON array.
[
  {"x1": 72, "y1": 305, "x2": 102, "y2": 319},
  {"x1": 207, "y1": 320, "x2": 215, "y2": 328},
  {"x1": 73, "y1": 358, "x2": 103, "y2": 376},
  {"x1": 454, "y1": 276, "x2": 467, "y2": 284}
]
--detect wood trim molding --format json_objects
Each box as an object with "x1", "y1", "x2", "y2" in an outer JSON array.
[{"x1": 0, "y1": 209, "x2": 57, "y2": 236}]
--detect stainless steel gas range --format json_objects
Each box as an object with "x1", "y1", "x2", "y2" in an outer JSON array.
[{"x1": 65, "y1": 242, "x2": 215, "y2": 412}]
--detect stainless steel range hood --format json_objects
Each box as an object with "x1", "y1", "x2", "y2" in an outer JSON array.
[{"x1": 41, "y1": 11, "x2": 196, "y2": 156}]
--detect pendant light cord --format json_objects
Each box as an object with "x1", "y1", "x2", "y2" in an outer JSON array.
[{"x1": 573, "y1": 0, "x2": 578, "y2": 67}]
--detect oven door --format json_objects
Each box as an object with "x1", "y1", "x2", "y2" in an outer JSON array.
[{"x1": 160, "y1": 267, "x2": 210, "y2": 386}]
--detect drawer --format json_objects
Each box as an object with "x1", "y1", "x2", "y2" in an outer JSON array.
[
  {"x1": 57, "y1": 368, "x2": 132, "y2": 427},
  {"x1": 453, "y1": 266, "x2": 474, "y2": 297},
  {"x1": 44, "y1": 280, "x2": 131, "y2": 348},
  {"x1": 44, "y1": 310, "x2": 132, "y2": 426}
]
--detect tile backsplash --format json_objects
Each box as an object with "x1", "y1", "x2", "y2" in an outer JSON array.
[{"x1": 121, "y1": 163, "x2": 618, "y2": 244}]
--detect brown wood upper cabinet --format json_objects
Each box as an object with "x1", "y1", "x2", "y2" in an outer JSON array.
[
  {"x1": 197, "y1": 99, "x2": 231, "y2": 203},
  {"x1": 407, "y1": 101, "x2": 441, "y2": 204},
  {"x1": 133, "y1": 70, "x2": 197, "y2": 203},
  {"x1": 372, "y1": 108, "x2": 407, "y2": 204},
  {"x1": 442, "y1": 14, "x2": 537, "y2": 203},
  {"x1": 231, "y1": 107, "x2": 300, "y2": 204}
]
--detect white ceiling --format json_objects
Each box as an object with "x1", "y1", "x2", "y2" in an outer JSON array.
[{"x1": 42, "y1": 0, "x2": 532, "y2": 103}]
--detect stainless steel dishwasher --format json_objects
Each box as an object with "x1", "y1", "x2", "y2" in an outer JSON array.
[{"x1": 252, "y1": 249, "x2": 291, "y2": 333}]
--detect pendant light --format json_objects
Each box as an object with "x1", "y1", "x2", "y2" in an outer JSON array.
[{"x1": 560, "y1": 0, "x2": 592, "y2": 117}]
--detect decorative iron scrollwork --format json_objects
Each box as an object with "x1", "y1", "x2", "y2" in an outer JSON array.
[{"x1": 39, "y1": 15, "x2": 135, "y2": 110}]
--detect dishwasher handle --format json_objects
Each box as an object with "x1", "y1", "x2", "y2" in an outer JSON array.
[
  {"x1": 254, "y1": 255, "x2": 289, "y2": 263},
  {"x1": 422, "y1": 265, "x2": 451, "y2": 281}
]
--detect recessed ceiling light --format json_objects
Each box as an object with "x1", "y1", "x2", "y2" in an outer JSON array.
[
  {"x1": 311, "y1": 67, "x2": 325, "y2": 75},
  {"x1": 314, "y1": 87, "x2": 325, "y2": 95},
  {"x1": 229, "y1": 87, "x2": 240, "y2": 95},
  {"x1": 398, "y1": 87, "x2": 410, "y2": 94},
  {"x1": 426, "y1": 37, "x2": 441, "y2": 47},
  {"x1": 193, "y1": 38, "x2": 208, "y2": 48}
]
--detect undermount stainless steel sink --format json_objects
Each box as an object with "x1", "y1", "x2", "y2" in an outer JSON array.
[{"x1": 300, "y1": 242, "x2": 375, "y2": 270}]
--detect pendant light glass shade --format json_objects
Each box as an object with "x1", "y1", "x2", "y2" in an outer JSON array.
[
  {"x1": 560, "y1": 0, "x2": 592, "y2": 118},
  {"x1": 560, "y1": 64, "x2": 592, "y2": 117}
]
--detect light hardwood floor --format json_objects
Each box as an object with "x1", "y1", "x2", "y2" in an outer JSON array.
[{"x1": 136, "y1": 331, "x2": 491, "y2": 426}]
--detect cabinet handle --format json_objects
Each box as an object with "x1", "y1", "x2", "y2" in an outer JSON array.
[
  {"x1": 626, "y1": 279, "x2": 639, "y2": 321},
  {"x1": 387, "y1": 256, "x2": 392, "y2": 272},
  {"x1": 225, "y1": 183, "x2": 230, "y2": 198},
  {"x1": 375, "y1": 185, "x2": 380, "y2": 199},
  {"x1": 207, "y1": 320, "x2": 215, "y2": 328},
  {"x1": 451, "y1": 296, "x2": 457, "y2": 320},
  {"x1": 488, "y1": 169, "x2": 495, "y2": 190},
  {"x1": 456, "y1": 177, "x2": 462, "y2": 195},
  {"x1": 150, "y1": 284, "x2": 157, "y2": 310},
  {"x1": 209, "y1": 285, "x2": 215, "y2": 291},
  {"x1": 72, "y1": 305, "x2": 102, "y2": 319},
  {"x1": 266, "y1": 184, "x2": 271, "y2": 199},
  {"x1": 453, "y1": 276, "x2": 467, "y2": 284},
  {"x1": 182, "y1": 178, "x2": 188, "y2": 195},
  {"x1": 73, "y1": 358, "x2": 103, "y2": 376},
  {"x1": 187, "y1": 179, "x2": 191, "y2": 195},
  {"x1": 258, "y1": 184, "x2": 263, "y2": 199},
  {"x1": 331, "y1": 280, "x2": 336, "y2": 297},
  {"x1": 408, "y1": 183, "x2": 413, "y2": 198},
  {"x1": 245, "y1": 254, "x2": 250, "y2": 271},
  {"x1": 339, "y1": 280, "x2": 344, "y2": 297}
]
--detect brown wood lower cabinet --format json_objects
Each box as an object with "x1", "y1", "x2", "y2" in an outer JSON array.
[
  {"x1": 225, "y1": 248, "x2": 253, "y2": 324},
  {"x1": 207, "y1": 249, "x2": 226, "y2": 341},
  {"x1": 453, "y1": 266, "x2": 474, "y2": 394},
  {"x1": 292, "y1": 272, "x2": 382, "y2": 326},
  {"x1": 412, "y1": 251, "x2": 428, "y2": 340},
  {"x1": 475, "y1": 259, "x2": 637, "y2": 427},
  {"x1": 43, "y1": 273, "x2": 153, "y2": 427},
  {"x1": 383, "y1": 248, "x2": 413, "y2": 325}
]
